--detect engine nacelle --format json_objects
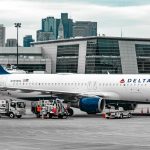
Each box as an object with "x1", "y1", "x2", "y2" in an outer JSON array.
[{"x1": 79, "y1": 97, "x2": 105, "y2": 114}]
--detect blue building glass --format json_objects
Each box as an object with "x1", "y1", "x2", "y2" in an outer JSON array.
[{"x1": 23, "y1": 35, "x2": 34, "y2": 47}]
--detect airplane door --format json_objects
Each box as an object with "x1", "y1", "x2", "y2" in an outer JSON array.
[{"x1": 0, "y1": 76, "x2": 7, "y2": 88}]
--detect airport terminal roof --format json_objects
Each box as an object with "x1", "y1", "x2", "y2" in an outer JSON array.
[{"x1": 32, "y1": 36, "x2": 150, "y2": 46}]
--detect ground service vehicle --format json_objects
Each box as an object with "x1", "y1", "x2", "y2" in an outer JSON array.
[
  {"x1": 0, "y1": 99, "x2": 26, "y2": 118},
  {"x1": 31, "y1": 99, "x2": 68, "y2": 119},
  {"x1": 105, "y1": 110, "x2": 132, "y2": 119}
]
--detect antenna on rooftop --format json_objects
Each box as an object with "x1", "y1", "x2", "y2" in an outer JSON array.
[{"x1": 121, "y1": 28, "x2": 123, "y2": 37}]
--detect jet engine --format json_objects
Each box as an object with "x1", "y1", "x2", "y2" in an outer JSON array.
[{"x1": 78, "y1": 97, "x2": 105, "y2": 114}]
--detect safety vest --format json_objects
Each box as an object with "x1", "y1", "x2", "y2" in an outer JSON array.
[{"x1": 37, "y1": 106, "x2": 41, "y2": 112}]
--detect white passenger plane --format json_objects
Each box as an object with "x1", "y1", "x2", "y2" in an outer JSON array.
[{"x1": 0, "y1": 65, "x2": 150, "y2": 115}]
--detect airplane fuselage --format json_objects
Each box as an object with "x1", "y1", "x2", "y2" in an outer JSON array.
[{"x1": 0, "y1": 74, "x2": 150, "y2": 103}]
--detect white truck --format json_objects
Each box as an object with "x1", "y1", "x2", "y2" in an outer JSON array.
[
  {"x1": 0, "y1": 99, "x2": 26, "y2": 118},
  {"x1": 105, "y1": 110, "x2": 132, "y2": 119}
]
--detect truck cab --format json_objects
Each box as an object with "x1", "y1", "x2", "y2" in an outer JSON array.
[{"x1": 0, "y1": 99, "x2": 26, "y2": 118}]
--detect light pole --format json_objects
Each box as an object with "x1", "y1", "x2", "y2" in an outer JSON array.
[{"x1": 14, "y1": 23, "x2": 21, "y2": 68}]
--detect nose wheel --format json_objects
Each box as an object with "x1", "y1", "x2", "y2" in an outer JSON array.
[{"x1": 67, "y1": 108, "x2": 74, "y2": 116}]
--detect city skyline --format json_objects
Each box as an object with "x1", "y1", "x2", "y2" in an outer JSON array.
[{"x1": 1, "y1": 0, "x2": 150, "y2": 45}]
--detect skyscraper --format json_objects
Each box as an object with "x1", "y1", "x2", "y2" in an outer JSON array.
[
  {"x1": 6, "y1": 39, "x2": 17, "y2": 47},
  {"x1": 60, "y1": 13, "x2": 73, "y2": 38},
  {"x1": 37, "y1": 17, "x2": 57, "y2": 41},
  {"x1": 0, "y1": 24, "x2": 5, "y2": 47},
  {"x1": 23, "y1": 35, "x2": 34, "y2": 47},
  {"x1": 73, "y1": 21, "x2": 97, "y2": 37}
]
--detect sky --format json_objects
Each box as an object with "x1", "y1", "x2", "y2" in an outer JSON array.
[{"x1": 1, "y1": 0, "x2": 150, "y2": 45}]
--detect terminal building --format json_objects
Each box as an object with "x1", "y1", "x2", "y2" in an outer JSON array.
[
  {"x1": 0, "y1": 47, "x2": 51, "y2": 73},
  {"x1": 0, "y1": 36, "x2": 150, "y2": 74},
  {"x1": 32, "y1": 36, "x2": 150, "y2": 74}
]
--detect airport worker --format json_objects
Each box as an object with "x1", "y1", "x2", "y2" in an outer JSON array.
[
  {"x1": 36, "y1": 105, "x2": 41, "y2": 118},
  {"x1": 37, "y1": 105, "x2": 41, "y2": 113},
  {"x1": 41, "y1": 106, "x2": 46, "y2": 119}
]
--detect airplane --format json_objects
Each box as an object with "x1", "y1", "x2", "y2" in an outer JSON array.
[{"x1": 0, "y1": 65, "x2": 150, "y2": 116}]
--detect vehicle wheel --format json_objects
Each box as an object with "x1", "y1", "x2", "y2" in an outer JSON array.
[
  {"x1": 67, "y1": 108, "x2": 74, "y2": 116},
  {"x1": 9, "y1": 112, "x2": 15, "y2": 118},
  {"x1": 58, "y1": 114, "x2": 63, "y2": 119},
  {"x1": 17, "y1": 115, "x2": 22, "y2": 118},
  {"x1": 128, "y1": 113, "x2": 131, "y2": 118},
  {"x1": 48, "y1": 113, "x2": 52, "y2": 119},
  {"x1": 120, "y1": 114, "x2": 123, "y2": 119},
  {"x1": 63, "y1": 114, "x2": 68, "y2": 119}
]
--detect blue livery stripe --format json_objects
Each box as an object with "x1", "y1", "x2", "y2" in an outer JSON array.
[{"x1": 0, "y1": 66, "x2": 10, "y2": 74}]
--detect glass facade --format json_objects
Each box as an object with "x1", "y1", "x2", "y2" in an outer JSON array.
[
  {"x1": 85, "y1": 39, "x2": 122, "y2": 74},
  {"x1": 56, "y1": 44, "x2": 79, "y2": 73},
  {"x1": 18, "y1": 64, "x2": 46, "y2": 73},
  {"x1": 135, "y1": 44, "x2": 150, "y2": 73}
]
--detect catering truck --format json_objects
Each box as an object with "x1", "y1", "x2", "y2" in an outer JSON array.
[{"x1": 0, "y1": 99, "x2": 26, "y2": 118}]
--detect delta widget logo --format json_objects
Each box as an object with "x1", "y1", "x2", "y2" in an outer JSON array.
[{"x1": 120, "y1": 79, "x2": 125, "y2": 83}]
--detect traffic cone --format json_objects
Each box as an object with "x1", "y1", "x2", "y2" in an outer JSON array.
[{"x1": 102, "y1": 113, "x2": 106, "y2": 118}]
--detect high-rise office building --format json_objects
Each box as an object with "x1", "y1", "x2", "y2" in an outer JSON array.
[
  {"x1": 0, "y1": 24, "x2": 5, "y2": 47},
  {"x1": 37, "y1": 31, "x2": 55, "y2": 41},
  {"x1": 37, "y1": 17, "x2": 57, "y2": 41},
  {"x1": 6, "y1": 39, "x2": 17, "y2": 47},
  {"x1": 23, "y1": 35, "x2": 34, "y2": 47},
  {"x1": 73, "y1": 21, "x2": 97, "y2": 37},
  {"x1": 60, "y1": 13, "x2": 73, "y2": 38},
  {"x1": 42, "y1": 17, "x2": 56, "y2": 33}
]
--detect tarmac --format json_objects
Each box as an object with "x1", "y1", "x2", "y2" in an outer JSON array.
[{"x1": 0, "y1": 108, "x2": 150, "y2": 150}]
